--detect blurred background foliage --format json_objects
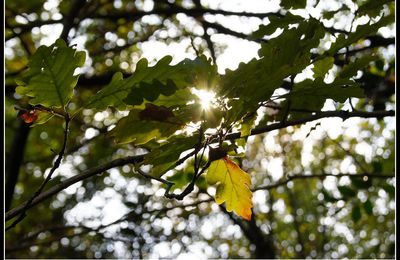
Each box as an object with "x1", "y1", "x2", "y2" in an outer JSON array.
[{"x1": 5, "y1": 0, "x2": 395, "y2": 258}]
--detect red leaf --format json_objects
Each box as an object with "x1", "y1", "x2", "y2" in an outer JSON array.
[{"x1": 18, "y1": 109, "x2": 38, "y2": 124}]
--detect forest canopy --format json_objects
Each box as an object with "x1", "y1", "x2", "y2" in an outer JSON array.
[{"x1": 5, "y1": 0, "x2": 395, "y2": 258}]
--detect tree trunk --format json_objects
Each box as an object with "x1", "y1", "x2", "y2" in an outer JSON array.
[{"x1": 5, "y1": 121, "x2": 30, "y2": 211}]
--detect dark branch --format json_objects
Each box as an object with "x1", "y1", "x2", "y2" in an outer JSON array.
[
  {"x1": 60, "y1": 0, "x2": 87, "y2": 42},
  {"x1": 5, "y1": 110, "x2": 395, "y2": 221},
  {"x1": 253, "y1": 172, "x2": 394, "y2": 192},
  {"x1": 87, "y1": 7, "x2": 282, "y2": 20},
  {"x1": 6, "y1": 155, "x2": 144, "y2": 221},
  {"x1": 6, "y1": 114, "x2": 71, "y2": 231},
  {"x1": 5, "y1": 120, "x2": 31, "y2": 211},
  {"x1": 226, "y1": 110, "x2": 395, "y2": 141}
]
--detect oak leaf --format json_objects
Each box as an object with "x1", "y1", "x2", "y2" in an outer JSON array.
[{"x1": 206, "y1": 157, "x2": 253, "y2": 220}]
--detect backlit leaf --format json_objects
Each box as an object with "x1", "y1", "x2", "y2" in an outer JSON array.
[
  {"x1": 312, "y1": 57, "x2": 334, "y2": 79},
  {"x1": 143, "y1": 134, "x2": 199, "y2": 178},
  {"x1": 206, "y1": 157, "x2": 253, "y2": 220},
  {"x1": 15, "y1": 39, "x2": 86, "y2": 108},
  {"x1": 339, "y1": 55, "x2": 379, "y2": 78},
  {"x1": 252, "y1": 13, "x2": 304, "y2": 38},
  {"x1": 280, "y1": 0, "x2": 307, "y2": 9},
  {"x1": 85, "y1": 55, "x2": 217, "y2": 110},
  {"x1": 220, "y1": 20, "x2": 324, "y2": 123},
  {"x1": 326, "y1": 14, "x2": 394, "y2": 55},
  {"x1": 109, "y1": 106, "x2": 183, "y2": 144}
]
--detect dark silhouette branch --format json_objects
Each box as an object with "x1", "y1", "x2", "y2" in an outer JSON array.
[
  {"x1": 5, "y1": 110, "x2": 395, "y2": 221},
  {"x1": 253, "y1": 172, "x2": 394, "y2": 192},
  {"x1": 192, "y1": 0, "x2": 217, "y2": 62},
  {"x1": 218, "y1": 203, "x2": 275, "y2": 258},
  {"x1": 60, "y1": 0, "x2": 87, "y2": 42},
  {"x1": 6, "y1": 155, "x2": 144, "y2": 221},
  {"x1": 5, "y1": 120, "x2": 31, "y2": 211},
  {"x1": 226, "y1": 109, "x2": 395, "y2": 141},
  {"x1": 87, "y1": 7, "x2": 282, "y2": 20},
  {"x1": 6, "y1": 114, "x2": 71, "y2": 231},
  {"x1": 7, "y1": 198, "x2": 213, "y2": 252}
]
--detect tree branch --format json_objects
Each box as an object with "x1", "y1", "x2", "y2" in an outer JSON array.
[
  {"x1": 226, "y1": 109, "x2": 395, "y2": 141},
  {"x1": 5, "y1": 120, "x2": 31, "y2": 211},
  {"x1": 6, "y1": 155, "x2": 144, "y2": 221},
  {"x1": 5, "y1": 110, "x2": 395, "y2": 221},
  {"x1": 60, "y1": 0, "x2": 87, "y2": 42},
  {"x1": 87, "y1": 7, "x2": 282, "y2": 20},
  {"x1": 6, "y1": 114, "x2": 71, "y2": 230},
  {"x1": 253, "y1": 172, "x2": 394, "y2": 192}
]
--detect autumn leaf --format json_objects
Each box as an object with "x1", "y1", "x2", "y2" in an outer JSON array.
[
  {"x1": 206, "y1": 156, "x2": 253, "y2": 220},
  {"x1": 18, "y1": 109, "x2": 38, "y2": 124}
]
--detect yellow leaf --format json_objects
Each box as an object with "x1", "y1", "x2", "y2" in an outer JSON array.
[{"x1": 206, "y1": 156, "x2": 253, "y2": 220}]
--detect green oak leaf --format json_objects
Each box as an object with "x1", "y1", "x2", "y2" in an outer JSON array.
[
  {"x1": 326, "y1": 14, "x2": 394, "y2": 56},
  {"x1": 15, "y1": 39, "x2": 86, "y2": 108},
  {"x1": 85, "y1": 55, "x2": 217, "y2": 110},
  {"x1": 220, "y1": 20, "x2": 325, "y2": 123},
  {"x1": 281, "y1": 78, "x2": 364, "y2": 120},
  {"x1": 252, "y1": 12, "x2": 304, "y2": 38},
  {"x1": 339, "y1": 55, "x2": 379, "y2": 78},
  {"x1": 312, "y1": 57, "x2": 334, "y2": 79},
  {"x1": 143, "y1": 134, "x2": 199, "y2": 178},
  {"x1": 280, "y1": 0, "x2": 307, "y2": 9},
  {"x1": 357, "y1": 0, "x2": 393, "y2": 18},
  {"x1": 108, "y1": 106, "x2": 183, "y2": 145}
]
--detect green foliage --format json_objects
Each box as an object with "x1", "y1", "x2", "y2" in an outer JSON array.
[
  {"x1": 143, "y1": 134, "x2": 199, "y2": 178},
  {"x1": 280, "y1": 0, "x2": 307, "y2": 9},
  {"x1": 338, "y1": 185, "x2": 357, "y2": 199},
  {"x1": 339, "y1": 55, "x2": 379, "y2": 78},
  {"x1": 312, "y1": 57, "x2": 334, "y2": 79},
  {"x1": 357, "y1": 0, "x2": 393, "y2": 17},
  {"x1": 108, "y1": 106, "x2": 183, "y2": 144},
  {"x1": 326, "y1": 14, "x2": 394, "y2": 55},
  {"x1": 221, "y1": 19, "x2": 325, "y2": 123},
  {"x1": 15, "y1": 39, "x2": 86, "y2": 108},
  {"x1": 351, "y1": 203, "x2": 362, "y2": 222},
  {"x1": 363, "y1": 199, "x2": 373, "y2": 215},
  {"x1": 280, "y1": 78, "x2": 364, "y2": 119},
  {"x1": 287, "y1": 78, "x2": 364, "y2": 103},
  {"x1": 5, "y1": 0, "x2": 395, "y2": 258},
  {"x1": 85, "y1": 55, "x2": 217, "y2": 110},
  {"x1": 252, "y1": 13, "x2": 304, "y2": 38}
]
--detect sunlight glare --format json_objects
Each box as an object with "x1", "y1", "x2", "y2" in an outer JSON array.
[{"x1": 192, "y1": 88, "x2": 216, "y2": 109}]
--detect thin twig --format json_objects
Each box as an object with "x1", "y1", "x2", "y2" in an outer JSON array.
[
  {"x1": 6, "y1": 114, "x2": 71, "y2": 230},
  {"x1": 253, "y1": 172, "x2": 394, "y2": 192},
  {"x1": 5, "y1": 110, "x2": 395, "y2": 220},
  {"x1": 325, "y1": 135, "x2": 371, "y2": 174},
  {"x1": 165, "y1": 161, "x2": 210, "y2": 200}
]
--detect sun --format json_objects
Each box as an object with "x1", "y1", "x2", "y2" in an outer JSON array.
[{"x1": 192, "y1": 88, "x2": 216, "y2": 110}]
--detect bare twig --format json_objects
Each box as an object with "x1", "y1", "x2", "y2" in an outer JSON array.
[
  {"x1": 253, "y1": 173, "x2": 394, "y2": 192},
  {"x1": 5, "y1": 110, "x2": 395, "y2": 220},
  {"x1": 60, "y1": 0, "x2": 87, "y2": 42},
  {"x1": 325, "y1": 135, "x2": 371, "y2": 173},
  {"x1": 165, "y1": 161, "x2": 210, "y2": 200},
  {"x1": 6, "y1": 114, "x2": 71, "y2": 231},
  {"x1": 6, "y1": 154, "x2": 144, "y2": 221}
]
